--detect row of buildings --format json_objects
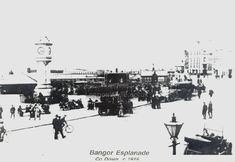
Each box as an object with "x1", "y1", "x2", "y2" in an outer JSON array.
[
  {"x1": 182, "y1": 41, "x2": 233, "y2": 77},
  {"x1": 0, "y1": 38, "x2": 232, "y2": 95},
  {"x1": 0, "y1": 67, "x2": 173, "y2": 94}
]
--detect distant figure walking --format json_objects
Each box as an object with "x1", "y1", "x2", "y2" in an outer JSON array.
[
  {"x1": 209, "y1": 89, "x2": 214, "y2": 97},
  {"x1": 94, "y1": 99, "x2": 99, "y2": 110},
  {"x1": 151, "y1": 95, "x2": 156, "y2": 109},
  {"x1": 10, "y1": 105, "x2": 16, "y2": 119},
  {"x1": 208, "y1": 101, "x2": 213, "y2": 119},
  {"x1": 17, "y1": 105, "x2": 24, "y2": 117},
  {"x1": 0, "y1": 106, "x2": 3, "y2": 119},
  {"x1": 156, "y1": 94, "x2": 161, "y2": 109},
  {"x1": 198, "y1": 88, "x2": 202, "y2": 99},
  {"x1": 29, "y1": 106, "x2": 35, "y2": 120},
  {"x1": 61, "y1": 115, "x2": 68, "y2": 127},
  {"x1": 0, "y1": 120, "x2": 6, "y2": 142},
  {"x1": 88, "y1": 98, "x2": 94, "y2": 110},
  {"x1": 34, "y1": 105, "x2": 42, "y2": 120},
  {"x1": 202, "y1": 102, "x2": 208, "y2": 119}
]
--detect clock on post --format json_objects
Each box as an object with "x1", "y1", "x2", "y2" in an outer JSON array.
[
  {"x1": 35, "y1": 36, "x2": 53, "y2": 66},
  {"x1": 34, "y1": 36, "x2": 53, "y2": 98}
]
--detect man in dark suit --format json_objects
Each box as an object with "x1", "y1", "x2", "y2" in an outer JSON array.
[
  {"x1": 0, "y1": 106, "x2": 3, "y2": 119},
  {"x1": 202, "y1": 102, "x2": 207, "y2": 119},
  {"x1": 52, "y1": 115, "x2": 66, "y2": 140}
]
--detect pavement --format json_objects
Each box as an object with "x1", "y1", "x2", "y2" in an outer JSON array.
[
  {"x1": 1, "y1": 95, "x2": 148, "y2": 132},
  {"x1": 0, "y1": 76, "x2": 234, "y2": 162}
]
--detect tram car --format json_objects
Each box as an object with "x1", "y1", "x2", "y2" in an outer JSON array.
[
  {"x1": 184, "y1": 128, "x2": 232, "y2": 155},
  {"x1": 96, "y1": 94, "x2": 133, "y2": 117}
]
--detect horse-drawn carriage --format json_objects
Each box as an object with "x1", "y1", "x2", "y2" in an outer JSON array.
[{"x1": 96, "y1": 94, "x2": 133, "y2": 117}]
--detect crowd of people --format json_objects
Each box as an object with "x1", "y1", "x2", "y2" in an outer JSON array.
[
  {"x1": 87, "y1": 98, "x2": 99, "y2": 110},
  {"x1": 0, "y1": 73, "x2": 221, "y2": 142},
  {"x1": 59, "y1": 98, "x2": 84, "y2": 111},
  {"x1": 95, "y1": 95, "x2": 133, "y2": 117},
  {"x1": 0, "y1": 103, "x2": 50, "y2": 121}
]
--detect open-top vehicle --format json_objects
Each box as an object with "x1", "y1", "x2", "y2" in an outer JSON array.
[{"x1": 184, "y1": 128, "x2": 232, "y2": 155}]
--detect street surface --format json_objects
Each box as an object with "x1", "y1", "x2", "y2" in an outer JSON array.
[{"x1": 0, "y1": 76, "x2": 234, "y2": 162}]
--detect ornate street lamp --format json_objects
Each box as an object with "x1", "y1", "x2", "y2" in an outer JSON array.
[{"x1": 164, "y1": 113, "x2": 184, "y2": 155}]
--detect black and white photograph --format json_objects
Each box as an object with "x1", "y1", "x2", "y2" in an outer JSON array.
[{"x1": 0, "y1": 0, "x2": 234, "y2": 162}]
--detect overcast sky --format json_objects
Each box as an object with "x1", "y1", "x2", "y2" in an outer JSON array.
[{"x1": 0, "y1": 0, "x2": 234, "y2": 74}]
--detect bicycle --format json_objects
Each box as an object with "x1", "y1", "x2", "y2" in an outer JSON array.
[{"x1": 63, "y1": 124, "x2": 74, "y2": 133}]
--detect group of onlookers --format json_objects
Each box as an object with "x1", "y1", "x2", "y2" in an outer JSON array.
[
  {"x1": 59, "y1": 98, "x2": 84, "y2": 110},
  {"x1": 202, "y1": 89, "x2": 214, "y2": 119},
  {"x1": 0, "y1": 103, "x2": 50, "y2": 120}
]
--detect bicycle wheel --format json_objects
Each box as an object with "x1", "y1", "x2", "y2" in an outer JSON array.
[{"x1": 65, "y1": 125, "x2": 74, "y2": 133}]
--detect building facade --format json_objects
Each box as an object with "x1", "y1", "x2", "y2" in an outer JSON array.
[
  {"x1": 141, "y1": 70, "x2": 170, "y2": 86},
  {"x1": 184, "y1": 49, "x2": 214, "y2": 75}
]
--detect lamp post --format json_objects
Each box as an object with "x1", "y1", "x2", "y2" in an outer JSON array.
[{"x1": 164, "y1": 113, "x2": 184, "y2": 155}]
